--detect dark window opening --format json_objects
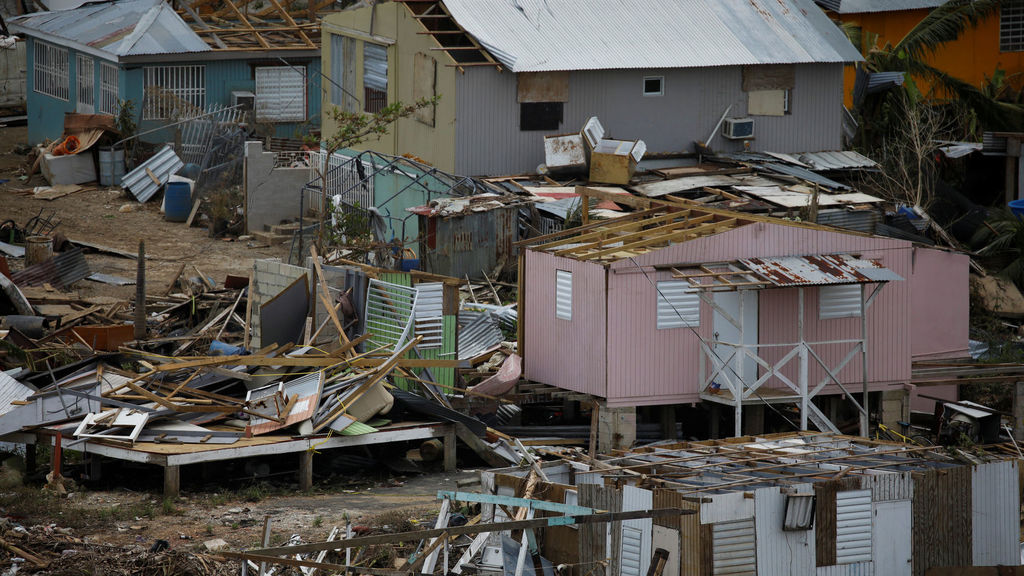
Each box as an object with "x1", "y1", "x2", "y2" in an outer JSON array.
[
  {"x1": 520, "y1": 102, "x2": 563, "y2": 131},
  {"x1": 643, "y1": 76, "x2": 664, "y2": 96}
]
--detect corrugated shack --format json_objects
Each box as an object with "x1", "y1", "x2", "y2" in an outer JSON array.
[
  {"x1": 480, "y1": 433, "x2": 1020, "y2": 576},
  {"x1": 409, "y1": 194, "x2": 533, "y2": 281}
]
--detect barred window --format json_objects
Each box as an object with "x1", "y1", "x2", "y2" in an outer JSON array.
[
  {"x1": 363, "y1": 42, "x2": 388, "y2": 113},
  {"x1": 1002, "y1": 1, "x2": 1024, "y2": 52},
  {"x1": 143, "y1": 65, "x2": 205, "y2": 120},
  {"x1": 33, "y1": 41, "x2": 68, "y2": 101},
  {"x1": 76, "y1": 54, "x2": 94, "y2": 113},
  {"x1": 99, "y1": 62, "x2": 118, "y2": 115}
]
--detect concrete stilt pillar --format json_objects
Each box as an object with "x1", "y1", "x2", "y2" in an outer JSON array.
[
  {"x1": 597, "y1": 401, "x2": 636, "y2": 454},
  {"x1": 298, "y1": 451, "x2": 313, "y2": 491},
  {"x1": 880, "y1": 388, "x2": 910, "y2": 429},
  {"x1": 164, "y1": 465, "x2": 180, "y2": 498}
]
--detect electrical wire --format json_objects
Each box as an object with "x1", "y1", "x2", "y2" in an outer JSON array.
[{"x1": 625, "y1": 256, "x2": 800, "y2": 431}]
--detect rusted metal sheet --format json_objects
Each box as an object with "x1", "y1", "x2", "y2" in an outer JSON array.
[
  {"x1": 418, "y1": 201, "x2": 521, "y2": 280},
  {"x1": 10, "y1": 246, "x2": 90, "y2": 288},
  {"x1": 912, "y1": 466, "x2": 972, "y2": 576},
  {"x1": 740, "y1": 254, "x2": 902, "y2": 287},
  {"x1": 579, "y1": 483, "x2": 622, "y2": 576}
]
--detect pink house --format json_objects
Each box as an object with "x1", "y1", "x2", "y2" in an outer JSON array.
[{"x1": 520, "y1": 204, "x2": 969, "y2": 437}]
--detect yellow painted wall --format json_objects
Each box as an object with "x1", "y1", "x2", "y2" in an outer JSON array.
[
  {"x1": 837, "y1": 8, "x2": 1024, "y2": 107},
  {"x1": 321, "y1": 3, "x2": 458, "y2": 172}
]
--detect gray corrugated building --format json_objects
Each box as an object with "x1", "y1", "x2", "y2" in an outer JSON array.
[{"x1": 321, "y1": 0, "x2": 862, "y2": 176}]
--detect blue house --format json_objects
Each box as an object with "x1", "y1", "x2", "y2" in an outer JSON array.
[{"x1": 10, "y1": 0, "x2": 324, "y2": 145}]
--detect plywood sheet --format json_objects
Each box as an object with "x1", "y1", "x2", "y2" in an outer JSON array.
[{"x1": 518, "y1": 71, "x2": 569, "y2": 103}]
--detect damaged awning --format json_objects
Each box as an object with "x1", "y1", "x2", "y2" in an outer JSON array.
[{"x1": 672, "y1": 253, "x2": 902, "y2": 291}]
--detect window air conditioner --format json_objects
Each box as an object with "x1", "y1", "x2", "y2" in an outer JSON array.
[
  {"x1": 722, "y1": 117, "x2": 755, "y2": 140},
  {"x1": 231, "y1": 90, "x2": 255, "y2": 111}
]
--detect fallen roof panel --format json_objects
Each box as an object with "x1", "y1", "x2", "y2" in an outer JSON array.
[{"x1": 740, "y1": 253, "x2": 903, "y2": 286}]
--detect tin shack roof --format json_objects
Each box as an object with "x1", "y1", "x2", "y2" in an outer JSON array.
[
  {"x1": 818, "y1": 0, "x2": 944, "y2": 14},
  {"x1": 438, "y1": 0, "x2": 863, "y2": 73},
  {"x1": 9, "y1": 0, "x2": 211, "y2": 59}
]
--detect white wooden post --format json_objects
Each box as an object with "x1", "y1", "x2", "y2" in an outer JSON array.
[
  {"x1": 799, "y1": 287, "x2": 808, "y2": 431},
  {"x1": 735, "y1": 291, "x2": 745, "y2": 437},
  {"x1": 860, "y1": 284, "x2": 869, "y2": 437}
]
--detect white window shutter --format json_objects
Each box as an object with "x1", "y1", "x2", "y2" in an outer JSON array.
[
  {"x1": 819, "y1": 284, "x2": 863, "y2": 320},
  {"x1": 255, "y1": 66, "x2": 306, "y2": 122},
  {"x1": 657, "y1": 281, "x2": 699, "y2": 329},
  {"x1": 414, "y1": 282, "x2": 444, "y2": 349},
  {"x1": 555, "y1": 270, "x2": 572, "y2": 320},
  {"x1": 835, "y1": 489, "x2": 873, "y2": 564}
]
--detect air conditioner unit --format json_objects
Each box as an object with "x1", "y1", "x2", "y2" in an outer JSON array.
[
  {"x1": 722, "y1": 117, "x2": 755, "y2": 140},
  {"x1": 231, "y1": 90, "x2": 255, "y2": 111}
]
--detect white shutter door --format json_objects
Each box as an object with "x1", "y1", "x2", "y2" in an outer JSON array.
[
  {"x1": 712, "y1": 518, "x2": 756, "y2": 575},
  {"x1": 255, "y1": 66, "x2": 306, "y2": 122},
  {"x1": 819, "y1": 284, "x2": 863, "y2": 320},
  {"x1": 555, "y1": 270, "x2": 572, "y2": 320},
  {"x1": 621, "y1": 526, "x2": 643, "y2": 576},
  {"x1": 836, "y1": 489, "x2": 873, "y2": 564},
  {"x1": 656, "y1": 280, "x2": 699, "y2": 329}
]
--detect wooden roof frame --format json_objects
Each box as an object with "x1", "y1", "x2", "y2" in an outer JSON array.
[
  {"x1": 395, "y1": 0, "x2": 502, "y2": 72},
  {"x1": 173, "y1": 0, "x2": 333, "y2": 51}
]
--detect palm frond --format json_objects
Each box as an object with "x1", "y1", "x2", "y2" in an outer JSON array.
[{"x1": 893, "y1": 0, "x2": 1001, "y2": 62}]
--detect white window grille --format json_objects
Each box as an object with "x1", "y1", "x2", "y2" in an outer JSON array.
[
  {"x1": 1002, "y1": 1, "x2": 1024, "y2": 52},
  {"x1": 656, "y1": 281, "x2": 699, "y2": 329},
  {"x1": 819, "y1": 284, "x2": 863, "y2": 320},
  {"x1": 33, "y1": 41, "x2": 68, "y2": 101},
  {"x1": 99, "y1": 61, "x2": 118, "y2": 115},
  {"x1": 555, "y1": 270, "x2": 572, "y2": 320},
  {"x1": 255, "y1": 66, "x2": 306, "y2": 123},
  {"x1": 76, "y1": 54, "x2": 94, "y2": 113},
  {"x1": 363, "y1": 42, "x2": 388, "y2": 113},
  {"x1": 143, "y1": 65, "x2": 205, "y2": 120}
]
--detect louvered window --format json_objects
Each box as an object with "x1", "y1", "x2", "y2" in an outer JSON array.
[
  {"x1": 621, "y1": 526, "x2": 643, "y2": 576},
  {"x1": 835, "y1": 490, "x2": 872, "y2": 564},
  {"x1": 1002, "y1": 1, "x2": 1024, "y2": 52},
  {"x1": 414, "y1": 282, "x2": 444, "y2": 349},
  {"x1": 657, "y1": 281, "x2": 699, "y2": 329},
  {"x1": 712, "y1": 518, "x2": 756, "y2": 575},
  {"x1": 819, "y1": 284, "x2": 862, "y2": 320},
  {"x1": 555, "y1": 270, "x2": 572, "y2": 320},
  {"x1": 255, "y1": 66, "x2": 306, "y2": 122},
  {"x1": 33, "y1": 41, "x2": 68, "y2": 101},
  {"x1": 363, "y1": 42, "x2": 388, "y2": 113}
]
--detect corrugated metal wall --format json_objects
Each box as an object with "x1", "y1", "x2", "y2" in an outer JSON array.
[
  {"x1": 0, "y1": 41, "x2": 26, "y2": 109},
  {"x1": 600, "y1": 223, "x2": 912, "y2": 406},
  {"x1": 420, "y1": 204, "x2": 520, "y2": 280},
  {"x1": 971, "y1": 460, "x2": 1020, "y2": 567},
  {"x1": 911, "y1": 466, "x2": 972, "y2": 576},
  {"x1": 816, "y1": 563, "x2": 874, "y2": 576},
  {"x1": 861, "y1": 471, "x2": 913, "y2": 501},
  {"x1": 910, "y1": 248, "x2": 970, "y2": 360},
  {"x1": 523, "y1": 250, "x2": 607, "y2": 397},
  {"x1": 454, "y1": 63, "x2": 844, "y2": 176},
  {"x1": 700, "y1": 492, "x2": 755, "y2": 524},
  {"x1": 754, "y1": 486, "x2": 816, "y2": 575}
]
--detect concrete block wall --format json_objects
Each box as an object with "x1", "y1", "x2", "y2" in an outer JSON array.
[
  {"x1": 245, "y1": 141, "x2": 311, "y2": 234},
  {"x1": 249, "y1": 258, "x2": 310, "y2": 350}
]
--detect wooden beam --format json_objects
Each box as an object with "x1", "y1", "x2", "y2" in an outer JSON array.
[
  {"x1": 556, "y1": 214, "x2": 714, "y2": 258},
  {"x1": 220, "y1": 0, "x2": 271, "y2": 48},
  {"x1": 578, "y1": 219, "x2": 737, "y2": 261}
]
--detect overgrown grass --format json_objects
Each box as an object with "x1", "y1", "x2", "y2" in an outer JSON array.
[{"x1": 0, "y1": 487, "x2": 175, "y2": 530}]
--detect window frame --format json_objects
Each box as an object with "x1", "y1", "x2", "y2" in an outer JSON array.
[
  {"x1": 1002, "y1": 1, "x2": 1024, "y2": 52},
  {"x1": 143, "y1": 64, "x2": 206, "y2": 120},
  {"x1": 642, "y1": 75, "x2": 664, "y2": 97},
  {"x1": 33, "y1": 40, "x2": 69, "y2": 101},
  {"x1": 75, "y1": 53, "x2": 94, "y2": 113},
  {"x1": 254, "y1": 65, "x2": 307, "y2": 123},
  {"x1": 363, "y1": 42, "x2": 388, "y2": 114},
  {"x1": 99, "y1": 61, "x2": 118, "y2": 116}
]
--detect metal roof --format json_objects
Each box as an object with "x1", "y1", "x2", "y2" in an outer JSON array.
[
  {"x1": 825, "y1": 0, "x2": 944, "y2": 14},
  {"x1": 740, "y1": 254, "x2": 903, "y2": 286},
  {"x1": 440, "y1": 0, "x2": 863, "y2": 72},
  {"x1": 9, "y1": 0, "x2": 210, "y2": 60}
]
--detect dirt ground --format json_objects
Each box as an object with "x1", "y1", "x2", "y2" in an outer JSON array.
[
  {"x1": 0, "y1": 125, "x2": 291, "y2": 300},
  {"x1": 0, "y1": 124, "x2": 468, "y2": 569}
]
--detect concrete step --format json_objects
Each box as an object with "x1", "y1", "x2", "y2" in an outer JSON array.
[
  {"x1": 251, "y1": 231, "x2": 292, "y2": 245},
  {"x1": 269, "y1": 221, "x2": 301, "y2": 235}
]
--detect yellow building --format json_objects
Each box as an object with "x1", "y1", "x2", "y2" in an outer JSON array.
[{"x1": 820, "y1": 0, "x2": 1024, "y2": 107}]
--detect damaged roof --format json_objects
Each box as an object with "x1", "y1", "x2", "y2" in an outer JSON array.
[
  {"x1": 439, "y1": 0, "x2": 863, "y2": 72},
  {"x1": 9, "y1": 0, "x2": 211, "y2": 59},
  {"x1": 818, "y1": 0, "x2": 945, "y2": 14}
]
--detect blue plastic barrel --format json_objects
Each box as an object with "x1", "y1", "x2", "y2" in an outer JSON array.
[
  {"x1": 164, "y1": 181, "x2": 192, "y2": 222},
  {"x1": 1010, "y1": 199, "x2": 1024, "y2": 220}
]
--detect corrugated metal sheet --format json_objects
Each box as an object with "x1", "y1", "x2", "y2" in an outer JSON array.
[
  {"x1": 816, "y1": 563, "x2": 874, "y2": 576},
  {"x1": 861, "y1": 472, "x2": 913, "y2": 501},
  {"x1": 761, "y1": 150, "x2": 877, "y2": 170},
  {"x1": 419, "y1": 202, "x2": 520, "y2": 280},
  {"x1": 815, "y1": 209, "x2": 880, "y2": 234},
  {"x1": 0, "y1": 371, "x2": 35, "y2": 416},
  {"x1": 441, "y1": 0, "x2": 862, "y2": 72},
  {"x1": 414, "y1": 282, "x2": 444, "y2": 349},
  {"x1": 754, "y1": 487, "x2": 816, "y2": 575},
  {"x1": 11, "y1": 246, "x2": 90, "y2": 288},
  {"x1": 982, "y1": 132, "x2": 1008, "y2": 156},
  {"x1": 971, "y1": 460, "x2": 1019, "y2": 566},
  {"x1": 121, "y1": 145, "x2": 183, "y2": 202},
  {"x1": 835, "y1": 489, "x2": 872, "y2": 564},
  {"x1": 712, "y1": 518, "x2": 756, "y2": 575},
  {"x1": 741, "y1": 254, "x2": 903, "y2": 287},
  {"x1": 830, "y1": 0, "x2": 944, "y2": 14},
  {"x1": 758, "y1": 162, "x2": 851, "y2": 190},
  {"x1": 457, "y1": 309, "x2": 503, "y2": 360},
  {"x1": 454, "y1": 63, "x2": 846, "y2": 175},
  {"x1": 9, "y1": 0, "x2": 211, "y2": 58}
]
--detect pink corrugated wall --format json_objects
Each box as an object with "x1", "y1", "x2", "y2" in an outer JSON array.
[
  {"x1": 909, "y1": 248, "x2": 970, "y2": 412},
  {"x1": 523, "y1": 250, "x2": 608, "y2": 397},
  {"x1": 604, "y1": 222, "x2": 914, "y2": 407}
]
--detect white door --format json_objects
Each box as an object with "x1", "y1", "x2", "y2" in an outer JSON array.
[
  {"x1": 712, "y1": 291, "x2": 759, "y2": 392},
  {"x1": 873, "y1": 500, "x2": 912, "y2": 576}
]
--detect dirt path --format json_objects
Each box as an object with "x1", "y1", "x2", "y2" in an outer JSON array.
[{"x1": 0, "y1": 125, "x2": 290, "y2": 301}]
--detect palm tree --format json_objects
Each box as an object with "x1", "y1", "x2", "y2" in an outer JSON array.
[{"x1": 854, "y1": 0, "x2": 1024, "y2": 147}]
